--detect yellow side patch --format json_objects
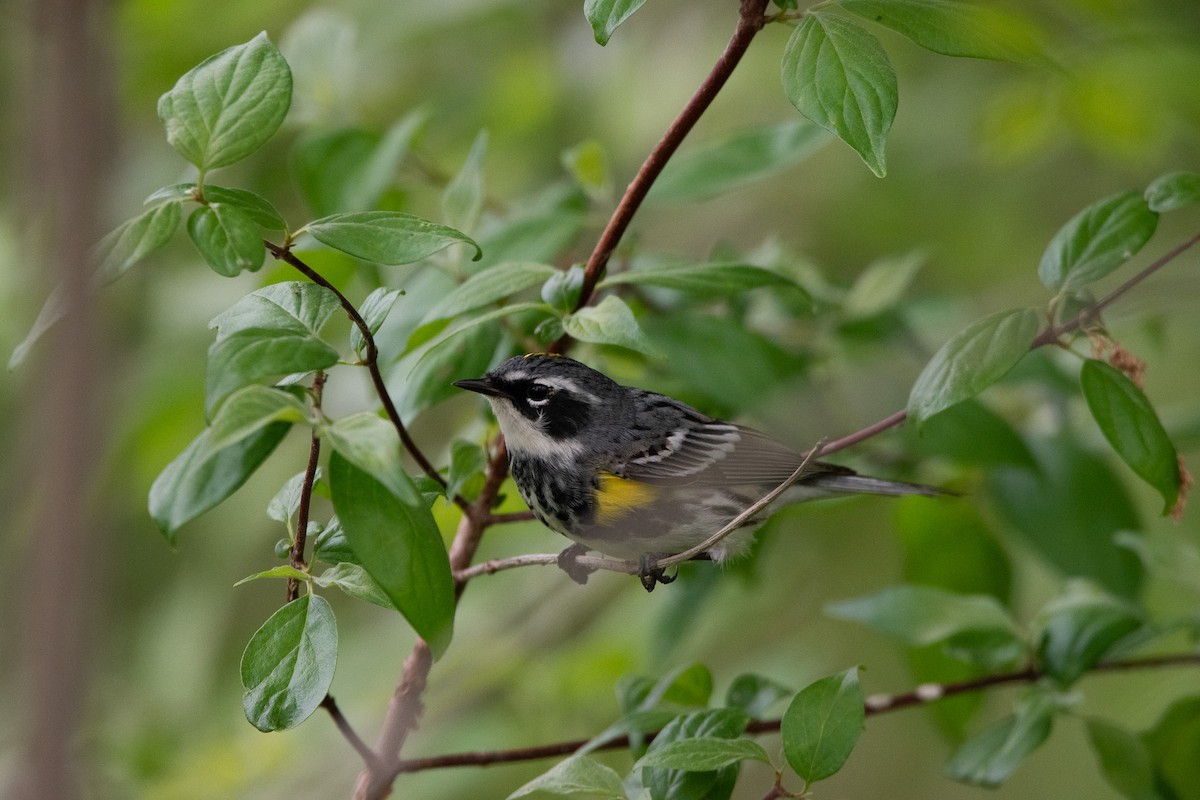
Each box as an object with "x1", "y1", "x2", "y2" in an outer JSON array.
[{"x1": 595, "y1": 472, "x2": 658, "y2": 525}]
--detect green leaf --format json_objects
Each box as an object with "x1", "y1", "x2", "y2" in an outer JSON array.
[
  {"x1": 442, "y1": 130, "x2": 488, "y2": 235},
  {"x1": 1143, "y1": 696, "x2": 1200, "y2": 800},
  {"x1": 836, "y1": 0, "x2": 1049, "y2": 64},
  {"x1": 158, "y1": 32, "x2": 293, "y2": 171},
  {"x1": 562, "y1": 139, "x2": 610, "y2": 200},
  {"x1": 187, "y1": 203, "x2": 266, "y2": 276},
  {"x1": 647, "y1": 120, "x2": 828, "y2": 204},
  {"x1": 601, "y1": 262, "x2": 805, "y2": 299},
  {"x1": 240, "y1": 595, "x2": 336, "y2": 732},
  {"x1": 1086, "y1": 719, "x2": 1165, "y2": 800},
  {"x1": 234, "y1": 565, "x2": 310, "y2": 586},
  {"x1": 640, "y1": 709, "x2": 749, "y2": 800},
  {"x1": 827, "y1": 585, "x2": 1021, "y2": 660},
  {"x1": 268, "y1": 469, "x2": 320, "y2": 526},
  {"x1": 508, "y1": 755, "x2": 626, "y2": 799},
  {"x1": 313, "y1": 516, "x2": 356, "y2": 566},
  {"x1": 328, "y1": 452, "x2": 454, "y2": 657},
  {"x1": 418, "y1": 262, "x2": 557, "y2": 335},
  {"x1": 842, "y1": 251, "x2": 922, "y2": 320},
  {"x1": 150, "y1": 183, "x2": 286, "y2": 230},
  {"x1": 351, "y1": 287, "x2": 403, "y2": 355},
  {"x1": 562, "y1": 295, "x2": 662, "y2": 357},
  {"x1": 205, "y1": 283, "x2": 341, "y2": 414},
  {"x1": 577, "y1": 709, "x2": 680, "y2": 756},
  {"x1": 725, "y1": 674, "x2": 793, "y2": 719},
  {"x1": 396, "y1": 319, "x2": 501, "y2": 419},
  {"x1": 583, "y1": 0, "x2": 647, "y2": 46},
  {"x1": 207, "y1": 385, "x2": 310, "y2": 451},
  {"x1": 1144, "y1": 171, "x2": 1200, "y2": 213},
  {"x1": 306, "y1": 211, "x2": 480, "y2": 265},
  {"x1": 988, "y1": 435, "x2": 1144, "y2": 598},
  {"x1": 149, "y1": 422, "x2": 291, "y2": 541},
  {"x1": 1038, "y1": 191, "x2": 1158, "y2": 292},
  {"x1": 634, "y1": 738, "x2": 771, "y2": 771},
  {"x1": 323, "y1": 413, "x2": 423, "y2": 506},
  {"x1": 945, "y1": 689, "x2": 1056, "y2": 787},
  {"x1": 907, "y1": 308, "x2": 1039, "y2": 424},
  {"x1": 646, "y1": 663, "x2": 714, "y2": 710},
  {"x1": 781, "y1": 667, "x2": 865, "y2": 784},
  {"x1": 96, "y1": 202, "x2": 183, "y2": 285},
  {"x1": 781, "y1": 12, "x2": 897, "y2": 177},
  {"x1": 541, "y1": 266, "x2": 587, "y2": 313},
  {"x1": 1081, "y1": 359, "x2": 1181, "y2": 513},
  {"x1": 906, "y1": 399, "x2": 1036, "y2": 468},
  {"x1": 446, "y1": 440, "x2": 487, "y2": 501},
  {"x1": 1034, "y1": 580, "x2": 1143, "y2": 686},
  {"x1": 314, "y1": 562, "x2": 395, "y2": 609},
  {"x1": 410, "y1": 302, "x2": 548, "y2": 370}
]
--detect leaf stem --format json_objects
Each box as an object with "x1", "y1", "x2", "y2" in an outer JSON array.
[{"x1": 264, "y1": 240, "x2": 466, "y2": 510}]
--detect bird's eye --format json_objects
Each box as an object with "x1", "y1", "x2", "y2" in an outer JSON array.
[{"x1": 526, "y1": 383, "x2": 552, "y2": 402}]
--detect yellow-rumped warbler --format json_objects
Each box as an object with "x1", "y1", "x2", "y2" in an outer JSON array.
[{"x1": 455, "y1": 353, "x2": 941, "y2": 588}]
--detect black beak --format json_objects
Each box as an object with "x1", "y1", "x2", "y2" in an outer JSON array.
[{"x1": 453, "y1": 377, "x2": 504, "y2": 398}]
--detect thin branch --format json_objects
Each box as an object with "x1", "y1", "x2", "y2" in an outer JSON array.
[
  {"x1": 264, "y1": 240, "x2": 467, "y2": 510},
  {"x1": 323, "y1": 696, "x2": 387, "y2": 776},
  {"x1": 388, "y1": 651, "x2": 1200, "y2": 774},
  {"x1": 486, "y1": 510, "x2": 535, "y2": 525},
  {"x1": 287, "y1": 371, "x2": 326, "y2": 603},
  {"x1": 552, "y1": 0, "x2": 771, "y2": 345}
]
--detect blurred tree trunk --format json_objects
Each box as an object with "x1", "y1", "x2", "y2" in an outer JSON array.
[{"x1": 14, "y1": 0, "x2": 114, "y2": 797}]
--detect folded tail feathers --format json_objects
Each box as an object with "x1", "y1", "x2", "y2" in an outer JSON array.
[{"x1": 808, "y1": 472, "x2": 949, "y2": 498}]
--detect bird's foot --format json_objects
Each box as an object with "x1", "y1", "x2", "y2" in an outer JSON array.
[
  {"x1": 637, "y1": 553, "x2": 676, "y2": 592},
  {"x1": 556, "y1": 543, "x2": 595, "y2": 585}
]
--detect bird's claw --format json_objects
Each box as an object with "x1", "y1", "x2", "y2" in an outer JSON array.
[
  {"x1": 637, "y1": 553, "x2": 676, "y2": 592},
  {"x1": 556, "y1": 543, "x2": 595, "y2": 585}
]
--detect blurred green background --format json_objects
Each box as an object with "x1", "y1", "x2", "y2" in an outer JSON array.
[{"x1": 4, "y1": 1, "x2": 1200, "y2": 798}]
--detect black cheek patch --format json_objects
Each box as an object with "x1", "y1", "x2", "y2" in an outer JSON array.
[{"x1": 542, "y1": 395, "x2": 591, "y2": 439}]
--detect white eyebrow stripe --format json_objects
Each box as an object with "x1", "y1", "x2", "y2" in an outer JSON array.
[{"x1": 535, "y1": 376, "x2": 599, "y2": 404}]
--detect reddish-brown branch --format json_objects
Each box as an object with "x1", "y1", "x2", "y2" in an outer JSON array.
[
  {"x1": 551, "y1": 0, "x2": 770, "y2": 351},
  {"x1": 264, "y1": 241, "x2": 466, "y2": 510},
  {"x1": 286, "y1": 371, "x2": 326, "y2": 603},
  {"x1": 387, "y1": 651, "x2": 1200, "y2": 774}
]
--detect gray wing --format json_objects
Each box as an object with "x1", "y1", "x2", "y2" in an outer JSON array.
[{"x1": 617, "y1": 391, "x2": 845, "y2": 488}]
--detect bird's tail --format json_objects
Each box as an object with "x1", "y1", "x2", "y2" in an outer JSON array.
[{"x1": 808, "y1": 472, "x2": 949, "y2": 498}]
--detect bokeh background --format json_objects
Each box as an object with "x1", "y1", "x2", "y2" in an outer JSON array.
[{"x1": 4, "y1": 1, "x2": 1200, "y2": 798}]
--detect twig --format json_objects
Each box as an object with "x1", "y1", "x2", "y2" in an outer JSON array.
[
  {"x1": 286, "y1": 371, "x2": 326, "y2": 603},
  {"x1": 552, "y1": 0, "x2": 771, "y2": 343},
  {"x1": 387, "y1": 651, "x2": 1200, "y2": 774},
  {"x1": 322, "y1": 696, "x2": 387, "y2": 776},
  {"x1": 264, "y1": 240, "x2": 467, "y2": 510}
]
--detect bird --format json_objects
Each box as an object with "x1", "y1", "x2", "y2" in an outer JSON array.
[{"x1": 455, "y1": 353, "x2": 943, "y2": 590}]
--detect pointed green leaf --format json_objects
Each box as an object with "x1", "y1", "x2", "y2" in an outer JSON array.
[
  {"x1": 781, "y1": 668, "x2": 865, "y2": 783},
  {"x1": 149, "y1": 422, "x2": 291, "y2": 541},
  {"x1": 562, "y1": 295, "x2": 662, "y2": 357},
  {"x1": 442, "y1": 130, "x2": 488, "y2": 234},
  {"x1": 207, "y1": 385, "x2": 311, "y2": 451},
  {"x1": 314, "y1": 562, "x2": 395, "y2": 609},
  {"x1": 842, "y1": 252, "x2": 923, "y2": 320},
  {"x1": 351, "y1": 287, "x2": 403, "y2": 355},
  {"x1": 827, "y1": 585, "x2": 1020, "y2": 650},
  {"x1": 601, "y1": 262, "x2": 805, "y2": 299},
  {"x1": 1143, "y1": 696, "x2": 1200, "y2": 800},
  {"x1": 240, "y1": 595, "x2": 336, "y2": 732},
  {"x1": 323, "y1": 413, "x2": 422, "y2": 506},
  {"x1": 1034, "y1": 580, "x2": 1143, "y2": 686},
  {"x1": 782, "y1": 12, "x2": 897, "y2": 177},
  {"x1": 1038, "y1": 191, "x2": 1158, "y2": 292},
  {"x1": 1086, "y1": 719, "x2": 1165, "y2": 800},
  {"x1": 187, "y1": 203, "x2": 266, "y2": 276},
  {"x1": 96, "y1": 201, "x2": 183, "y2": 285},
  {"x1": 648, "y1": 120, "x2": 828, "y2": 203},
  {"x1": 446, "y1": 440, "x2": 487, "y2": 501},
  {"x1": 1081, "y1": 359, "x2": 1181, "y2": 513},
  {"x1": 306, "y1": 211, "x2": 480, "y2": 265},
  {"x1": 211, "y1": 282, "x2": 341, "y2": 341},
  {"x1": 725, "y1": 674, "x2": 793, "y2": 719},
  {"x1": 234, "y1": 565, "x2": 311, "y2": 586},
  {"x1": 836, "y1": 0, "x2": 1049, "y2": 64},
  {"x1": 419, "y1": 262, "x2": 557, "y2": 328},
  {"x1": 328, "y1": 453, "x2": 454, "y2": 657},
  {"x1": 158, "y1": 32, "x2": 293, "y2": 170},
  {"x1": 268, "y1": 468, "x2": 321, "y2": 526},
  {"x1": 410, "y1": 302, "x2": 548, "y2": 367},
  {"x1": 1144, "y1": 171, "x2": 1200, "y2": 213},
  {"x1": 634, "y1": 738, "x2": 771, "y2": 771},
  {"x1": 583, "y1": 0, "x2": 648, "y2": 46},
  {"x1": 945, "y1": 689, "x2": 1056, "y2": 787},
  {"x1": 508, "y1": 755, "x2": 626, "y2": 800},
  {"x1": 907, "y1": 308, "x2": 1039, "y2": 424},
  {"x1": 641, "y1": 709, "x2": 749, "y2": 800},
  {"x1": 151, "y1": 183, "x2": 286, "y2": 230}
]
